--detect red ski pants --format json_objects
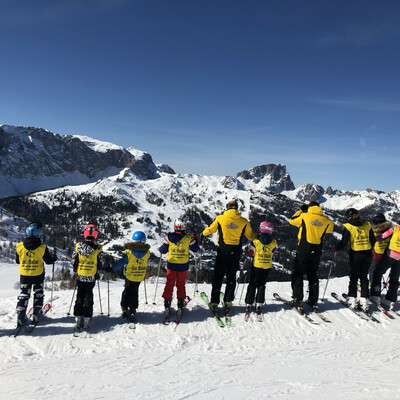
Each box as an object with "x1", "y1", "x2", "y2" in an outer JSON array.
[{"x1": 162, "y1": 269, "x2": 187, "y2": 300}]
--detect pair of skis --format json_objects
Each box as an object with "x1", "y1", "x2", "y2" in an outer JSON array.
[
  {"x1": 10, "y1": 303, "x2": 51, "y2": 337},
  {"x1": 273, "y1": 293, "x2": 324, "y2": 325},
  {"x1": 331, "y1": 293, "x2": 380, "y2": 323},
  {"x1": 200, "y1": 292, "x2": 231, "y2": 328}
]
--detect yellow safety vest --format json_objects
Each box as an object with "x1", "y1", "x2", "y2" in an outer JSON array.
[
  {"x1": 167, "y1": 234, "x2": 191, "y2": 264},
  {"x1": 17, "y1": 242, "x2": 46, "y2": 276},
  {"x1": 374, "y1": 233, "x2": 390, "y2": 255},
  {"x1": 125, "y1": 250, "x2": 150, "y2": 282},
  {"x1": 76, "y1": 243, "x2": 102, "y2": 277},
  {"x1": 388, "y1": 226, "x2": 400, "y2": 253},
  {"x1": 344, "y1": 222, "x2": 372, "y2": 251},
  {"x1": 253, "y1": 239, "x2": 277, "y2": 269}
]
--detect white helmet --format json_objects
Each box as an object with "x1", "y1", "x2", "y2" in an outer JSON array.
[{"x1": 174, "y1": 219, "x2": 187, "y2": 231}]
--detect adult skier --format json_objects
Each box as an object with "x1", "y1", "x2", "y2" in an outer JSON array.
[
  {"x1": 289, "y1": 201, "x2": 334, "y2": 313},
  {"x1": 334, "y1": 208, "x2": 375, "y2": 311},
  {"x1": 159, "y1": 219, "x2": 199, "y2": 313},
  {"x1": 370, "y1": 220, "x2": 400, "y2": 309},
  {"x1": 245, "y1": 221, "x2": 277, "y2": 315},
  {"x1": 72, "y1": 224, "x2": 103, "y2": 330},
  {"x1": 15, "y1": 222, "x2": 57, "y2": 327},
  {"x1": 202, "y1": 199, "x2": 255, "y2": 315},
  {"x1": 108, "y1": 231, "x2": 150, "y2": 322}
]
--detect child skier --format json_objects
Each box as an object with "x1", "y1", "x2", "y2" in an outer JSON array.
[
  {"x1": 334, "y1": 208, "x2": 375, "y2": 311},
  {"x1": 159, "y1": 219, "x2": 199, "y2": 318},
  {"x1": 109, "y1": 231, "x2": 150, "y2": 323},
  {"x1": 370, "y1": 220, "x2": 400, "y2": 310},
  {"x1": 244, "y1": 221, "x2": 276, "y2": 319},
  {"x1": 72, "y1": 224, "x2": 103, "y2": 331},
  {"x1": 15, "y1": 222, "x2": 57, "y2": 327}
]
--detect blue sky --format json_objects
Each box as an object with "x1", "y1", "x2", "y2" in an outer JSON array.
[{"x1": 1, "y1": 1, "x2": 400, "y2": 192}]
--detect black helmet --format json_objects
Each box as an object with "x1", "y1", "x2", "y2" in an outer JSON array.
[
  {"x1": 345, "y1": 208, "x2": 358, "y2": 221},
  {"x1": 372, "y1": 213, "x2": 386, "y2": 225}
]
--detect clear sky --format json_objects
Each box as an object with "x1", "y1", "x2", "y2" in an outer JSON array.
[{"x1": 1, "y1": 1, "x2": 400, "y2": 192}]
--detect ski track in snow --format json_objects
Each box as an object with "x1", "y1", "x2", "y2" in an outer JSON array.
[{"x1": 1, "y1": 262, "x2": 400, "y2": 400}]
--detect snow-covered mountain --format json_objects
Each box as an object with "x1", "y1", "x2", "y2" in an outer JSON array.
[{"x1": 0, "y1": 124, "x2": 174, "y2": 198}]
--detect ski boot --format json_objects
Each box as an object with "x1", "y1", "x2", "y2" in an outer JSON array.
[
  {"x1": 121, "y1": 308, "x2": 129, "y2": 320},
  {"x1": 223, "y1": 301, "x2": 232, "y2": 317},
  {"x1": 256, "y1": 303, "x2": 262, "y2": 316},
  {"x1": 177, "y1": 298, "x2": 185, "y2": 310},
  {"x1": 346, "y1": 296, "x2": 357, "y2": 309},
  {"x1": 289, "y1": 299, "x2": 304, "y2": 314},
  {"x1": 16, "y1": 311, "x2": 26, "y2": 328},
  {"x1": 381, "y1": 298, "x2": 394, "y2": 310},
  {"x1": 129, "y1": 309, "x2": 136, "y2": 324},
  {"x1": 74, "y1": 316, "x2": 83, "y2": 330},
  {"x1": 209, "y1": 302, "x2": 219, "y2": 316},
  {"x1": 83, "y1": 317, "x2": 91, "y2": 331}
]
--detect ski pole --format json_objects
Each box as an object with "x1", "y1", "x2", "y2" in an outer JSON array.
[
  {"x1": 321, "y1": 254, "x2": 335, "y2": 301},
  {"x1": 193, "y1": 241, "x2": 203, "y2": 297},
  {"x1": 153, "y1": 256, "x2": 163, "y2": 305},
  {"x1": 67, "y1": 281, "x2": 77, "y2": 316},
  {"x1": 107, "y1": 279, "x2": 110, "y2": 317},
  {"x1": 235, "y1": 258, "x2": 246, "y2": 298},
  {"x1": 143, "y1": 269, "x2": 148, "y2": 305},
  {"x1": 50, "y1": 262, "x2": 55, "y2": 311},
  {"x1": 97, "y1": 280, "x2": 104, "y2": 315}
]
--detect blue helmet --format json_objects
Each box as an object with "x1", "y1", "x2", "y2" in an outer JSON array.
[
  {"x1": 26, "y1": 223, "x2": 43, "y2": 238},
  {"x1": 132, "y1": 231, "x2": 146, "y2": 243}
]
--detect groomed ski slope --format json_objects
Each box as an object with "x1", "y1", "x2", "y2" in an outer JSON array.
[{"x1": 0, "y1": 262, "x2": 399, "y2": 400}]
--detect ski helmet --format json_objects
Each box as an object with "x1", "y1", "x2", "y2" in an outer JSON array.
[
  {"x1": 227, "y1": 199, "x2": 239, "y2": 210},
  {"x1": 84, "y1": 224, "x2": 99, "y2": 239},
  {"x1": 344, "y1": 208, "x2": 358, "y2": 221},
  {"x1": 372, "y1": 213, "x2": 386, "y2": 225},
  {"x1": 259, "y1": 221, "x2": 274, "y2": 234},
  {"x1": 174, "y1": 219, "x2": 187, "y2": 231},
  {"x1": 26, "y1": 222, "x2": 43, "y2": 238},
  {"x1": 132, "y1": 231, "x2": 146, "y2": 243}
]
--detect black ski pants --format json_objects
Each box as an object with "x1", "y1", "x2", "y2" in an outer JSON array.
[
  {"x1": 74, "y1": 280, "x2": 96, "y2": 318},
  {"x1": 370, "y1": 253, "x2": 400, "y2": 302},
  {"x1": 245, "y1": 266, "x2": 271, "y2": 305},
  {"x1": 210, "y1": 249, "x2": 240, "y2": 304},
  {"x1": 121, "y1": 280, "x2": 141, "y2": 311},
  {"x1": 348, "y1": 250, "x2": 371, "y2": 298},
  {"x1": 291, "y1": 252, "x2": 320, "y2": 304}
]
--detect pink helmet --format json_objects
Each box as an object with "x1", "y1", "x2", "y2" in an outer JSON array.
[
  {"x1": 84, "y1": 224, "x2": 99, "y2": 239},
  {"x1": 259, "y1": 221, "x2": 274, "y2": 234}
]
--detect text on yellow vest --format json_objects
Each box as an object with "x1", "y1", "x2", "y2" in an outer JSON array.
[
  {"x1": 167, "y1": 234, "x2": 192, "y2": 264},
  {"x1": 124, "y1": 250, "x2": 150, "y2": 282},
  {"x1": 388, "y1": 226, "x2": 400, "y2": 253},
  {"x1": 253, "y1": 239, "x2": 277, "y2": 269},
  {"x1": 344, "y1": 222, "x2": 372, "y2": 251},
  {"x1": 17, "y1": 242, "x2": 46, "y2": 276},
  {"x1": 76, "y1": 243, "x2": 102, "y2": 276}
]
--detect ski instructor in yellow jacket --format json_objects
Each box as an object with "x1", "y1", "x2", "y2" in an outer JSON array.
[
  {"x1": 202, "y1": 199, "x2": 255, "y2": 315},
  {"x1": 289, "y1": 201, "x2": 334, "y2": 313}
]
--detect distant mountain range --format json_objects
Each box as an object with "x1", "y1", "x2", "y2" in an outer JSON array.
[{"x1": 0, "y1": 124, "x2": 399, "y2": 277}]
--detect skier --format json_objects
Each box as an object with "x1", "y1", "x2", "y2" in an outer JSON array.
[
  {"x1": 370, "y1": 220, "x2": 400, "y2": 309},
  {"x1": 245, "y1": 221, "x2": 277, "y2": 316},
  {"x1": 289, "y1": 201, "x2": 334, "y2": 313},
  {"x1": 15, "y1": 222, "x2": 57, "y2": 327},
  {"x1": 370, "y1": 213, "x2": 392, "y2": 282},
  {"x1": 202, "y1": 199, "x2": 255, "y2": 316},
  {"x1": 72, "y1": 224, "x2": 103, "y2": 331},
  {"x1": 159, "y1": 219, "x2": 199, "y2": 315},
  {"x1": 108, "y1": 231, "x2": 150, "y2": 322},
  {"x1": 334, "y1": 208, "x2": 375, "y2": 311}
]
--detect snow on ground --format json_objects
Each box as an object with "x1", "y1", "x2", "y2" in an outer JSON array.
[{"x1": 1, "y1": 262, "x2": 400, "y2": 400}]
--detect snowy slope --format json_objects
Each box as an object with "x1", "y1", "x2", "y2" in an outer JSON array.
[{"x1": 1, "y1": 262, "x2": 400, "y2": 400}]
